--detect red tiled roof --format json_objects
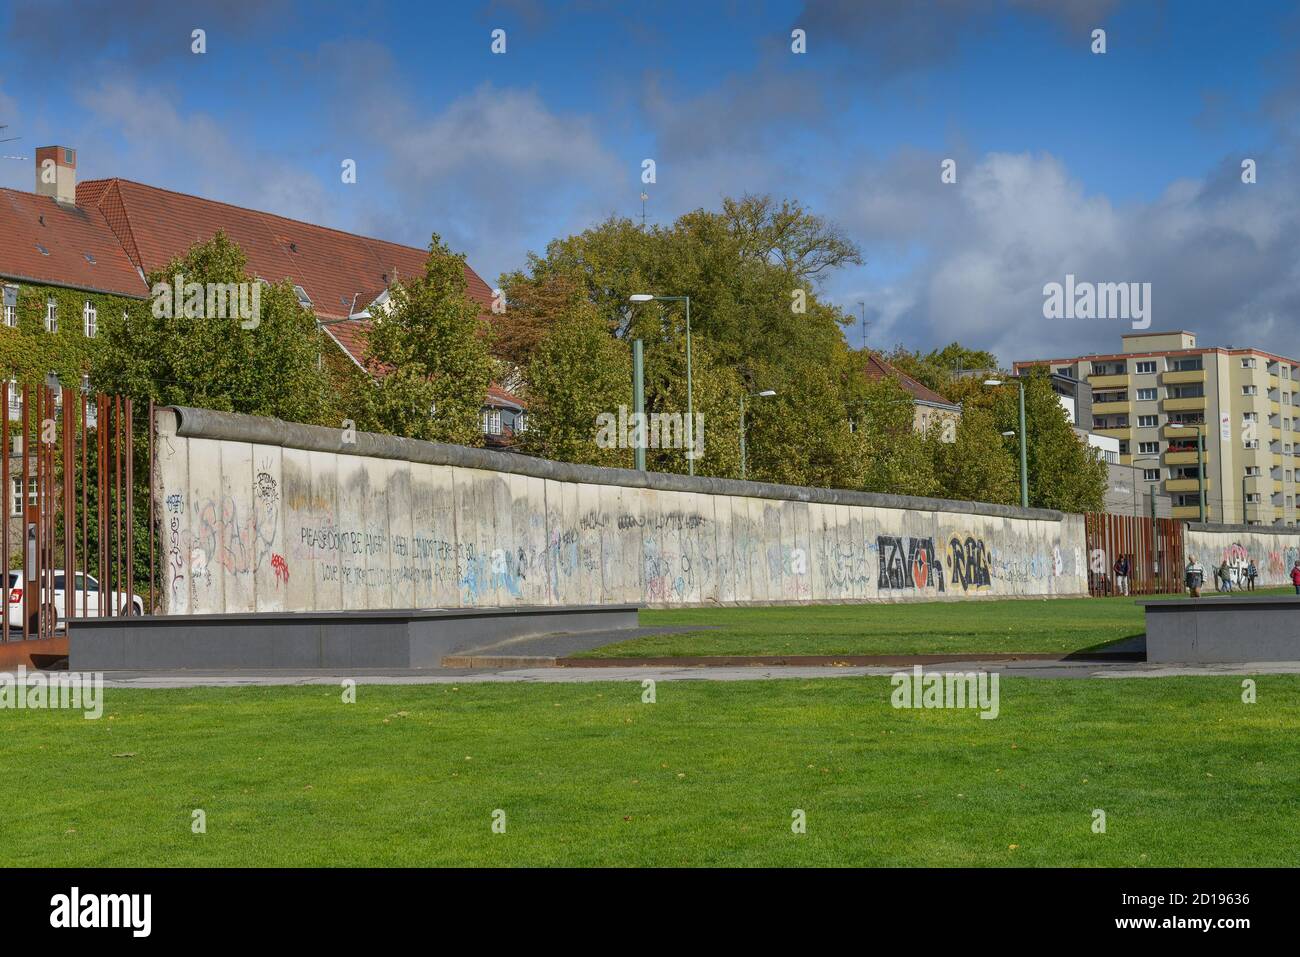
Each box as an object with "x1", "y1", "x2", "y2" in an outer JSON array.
[
  {"x1": 486, "y1": 383, "x2": 526, "y2": 409},
  {"x1": 0, "y1": 188, "x2": 147, "y2": 297},
  {"x1": 76, "y1": 178, "x2": 496, "y2": 368},
  {"x1": 863, "y1": 353, "x2": 958, "y2": 408}
]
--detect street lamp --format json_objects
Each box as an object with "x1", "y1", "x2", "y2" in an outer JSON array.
[
  {"x1": 985, "y1": 378, "x2": 1029, "y2": 508},
  {"x1": 739, "y1": 389, "x2": 776, "y2": 480},
  {"x1": 630, "y1": 293, "x2": 693, "y2": 475}
]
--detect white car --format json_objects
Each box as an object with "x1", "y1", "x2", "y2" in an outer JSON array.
[{"x1": 6, "y1": 570, "x2": 145, "y2": 631}]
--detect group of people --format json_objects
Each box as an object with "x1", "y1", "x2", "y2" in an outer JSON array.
[{"x1": 1183, "y1": 555, "x2": 1300, "y2": 596}]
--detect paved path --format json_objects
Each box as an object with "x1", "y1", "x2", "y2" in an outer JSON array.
[{"x1": 92, "y1": 657, "x2": 1300, "y2": 689}]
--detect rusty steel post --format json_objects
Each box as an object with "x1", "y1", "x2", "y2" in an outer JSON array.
[
  {"x1": 21, "y1": 385, "x2": 29, "y2": 640},
  {"x1": 63, "y1": 387, "x2": 74, "y2": 625},
  {"x1": 125, "y1": 397, "x2": 133, "y2": 616},
  {"x1": 98, "y1": 394, "x2": 107, "y2": 618},
  {"x1": 81, "y1": 390, "x2": 87, "y2": 619},
  {"x1": 115, "y1": 396, "x2": 122, "y2": 617},
  {"x1": 2, "y1": 382, "x2": 8, "y2": 643},
  {"x1": 34, "y1": 386, "x2": 43, "y2": 639},
  {"x1": 148, "y1": 398, "x2": 154, "y2": 615}
]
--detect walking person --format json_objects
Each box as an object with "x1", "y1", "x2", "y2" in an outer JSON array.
[
  {"x1": 1218, "y1": 559, "x2": 1233, "y2": 592},
  {"x1": 1291, "y1": 561, "x2": 1300, "y2": 596},
  {"x1": 1113, "y1": 554, "x2": 1130, "y2": 596},
  {"x1": 1246, "y1": 560, "x2": 1258, "y2": 592},
  {"x1": 1186, "y1": 555, "x2": 1204, "y2": 598}
]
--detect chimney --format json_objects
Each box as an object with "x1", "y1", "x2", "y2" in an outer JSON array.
[{"x1": 35, "y1": 146, "x2": 77, "y2": 206}]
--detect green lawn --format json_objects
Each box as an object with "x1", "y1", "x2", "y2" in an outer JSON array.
[
  {"x1": 2, "y1": 677, "x2": 1297, "y2": 867},
  {"x1": 576, "y1": 587, "x2": 1294, "y2": 658}
]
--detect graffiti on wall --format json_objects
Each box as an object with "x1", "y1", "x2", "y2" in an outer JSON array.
[
  {"x1": 877, "y1": 536, "x2": 945, "y2": 592},
  {"x1": 946, "y1": 534, "x2": 992, "y2": 591}
]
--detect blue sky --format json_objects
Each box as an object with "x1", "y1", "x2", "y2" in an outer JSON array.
[{"x1": 3, "y1": 0, "x2": 1299, "y2": 363}]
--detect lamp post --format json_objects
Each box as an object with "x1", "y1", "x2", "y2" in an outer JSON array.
[
  {"x1": 631, "y1": 293, "x2": 693, "y2": 475},
  {"x1": 985, "y1": 378, "x2": 1029, "y2": 508},
  {"x1": 739, "y1": 389, "x2": 776, "y2": 480}
]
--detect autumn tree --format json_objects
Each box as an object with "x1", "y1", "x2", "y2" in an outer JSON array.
[{"x1": 361, "y1": 233, "x2": 493, "y2": 445}]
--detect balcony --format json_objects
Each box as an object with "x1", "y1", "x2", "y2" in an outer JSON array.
[
  {"x1": 1163, "y1": 369, "x2": 1206, "y2": 385},
  {"x1": 1164, "y1": 423, "x2": 1202, "y2": 439},
  {"x1": 1164, "y1": 396, "x2": 1207, "y2": 412},
  {"x1": 1166, "y1": 477, "x2": 1211, "y2": 493},
  {"x1": 1164, "y1": 450, "x2": 1199, "y2": 465},
  {"x1": 1093, "y1": 426, "x2": 1131, "y2": 439},
  {"x1": 1091, "y1": 400, "x2": 1131, "y2": 416},
  {"x1": 1275, "y1": 454, "x2": 1285, "y2": 468},
  {"x1": 1171, "y1": 504, "x2": 1204, "y2": 520},
  {"x1": 1088, "y1": 373, "x2": 1129, "y2": 389}
]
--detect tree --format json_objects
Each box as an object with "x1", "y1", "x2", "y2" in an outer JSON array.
[
  {"x1": 93, "y1": 230, "x2": 333, "y2": 424},
  {"x1": 361, "y1": 234, "x2": 494, "y2": 445},
  {"x1": 944, "y1": 369, "x2": 1108, "y2": 512},
  {"x1": 503, "y1": 195, "x2": 864, "y2": 481},
  {"x1": 930, "y1": 405, "x2": 1020, "y2": 505},
  {"x1": 852, "y1": 374, "x2": 939, "y2": 498},
  {"x1": 521, "y1": 301, "x2": 632, "y2": 466}
]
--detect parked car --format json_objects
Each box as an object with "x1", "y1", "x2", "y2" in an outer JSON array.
[{"x1": 6, "y1": 570, "x2": 144, "y2": 631}]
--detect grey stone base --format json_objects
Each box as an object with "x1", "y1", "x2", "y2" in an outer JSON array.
[
  {"x1": 67, "y1": 605, "x2": 640, "y2": 671},
  {"x1": 1141, "y1": 596, "x2": 1300, "y2": 663}
]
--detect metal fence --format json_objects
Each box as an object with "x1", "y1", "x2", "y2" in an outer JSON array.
[
  {"x1": 1084, "y1": 511, "x2": 1185, "y2": 597},
  {"x1": 0, "y1": 385, "x2": 147, "y2": 642}
]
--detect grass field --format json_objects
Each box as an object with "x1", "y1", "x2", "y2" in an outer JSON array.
[
  {"x1": 575, "y1": 586, "x2": 1294, "y2": 658},
  {"x1": 2, "y1": 675, "x2": 1297, "y2": 867}
]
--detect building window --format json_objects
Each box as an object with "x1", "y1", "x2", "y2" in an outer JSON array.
[
  {"x1": 1172, "y1": 358, "x2": 1203, "y2": 372},
  {"x1": 1242, "y1": 358, "x2": 1257, "y2": 369},
  {"x1": 10, "y1": 477, "x2": 36, "y2": 516},
  {"x1": 482, "y1": 409, "x2": 502, "y2": 435},
  {"x1": 515, "y1": 412, "x2": 527, "y2": 433},
  {"x1": 45, "y1": 298, "x2": 57, "y2": 333},
  {"x1": 1139, "y1": 441, "x2": 1159, "y2": 455},
  {"x1": 1242, "y1": 385, "x2": 1258, "y2": 396},
  {"x1": 83, "y1": 301, "x2": 97, "y2": 337},
  {"x1": 1135, "y1": 361, "x2": 1156, "y2": 374},
  {"x1": 1143, "y1": 468, "x2": 1160, "y2": 482},
  {"x1": 1246, "y1": 493, "x2": 1262, "y2": 504},
  {"x1": 1243, "y1": 411, "x2": 1259, "y2": 422},
  {"x1": 1118, "y1": 440, "x2": 1129, "y2": 455},
  {"x1": 1136, "y1": 388, "x2": 1157, "y2": 401},
  {"x1": 1245, "y1": 439, "x2": 1260, "y2": 449},
  {"x1": 1138, "y1": 415, "x2": 1158, "y2": 428},
  {"x1": 6, "y1": 380, "x2": 19, "y2": 421},
  {"x1": 1246, "y1": 466, "x2": 1261, "y2": 477},
  {"x1": 2, "y1": 286, "x2": 16, "y2": 327}
]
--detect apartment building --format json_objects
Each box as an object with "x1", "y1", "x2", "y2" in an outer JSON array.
[{"x1": 1016, "y1": 331, "x2": 1300, "y2": 525}]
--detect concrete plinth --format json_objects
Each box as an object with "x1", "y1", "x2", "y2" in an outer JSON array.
[
  {"x1": 68, "y1": 604, "x2": 639, "y2": 671},
  {"x1": 1141, "y1": 596, "x2": 1300, "y2": 663}
]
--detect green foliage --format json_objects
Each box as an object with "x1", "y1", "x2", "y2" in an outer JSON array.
[
  {"x1": 361, "y1": 233, "x2": 493, "y2": 445},
  {"x1": 502, "y1": 194, "x2": 864, "y2": 485},
  {"x1": 0, "y1": 284, "x2": 130, "y2": 389},
  {"x1": 853, "y1": 374, "x2": 939, "y2": 498},
  {"x1": 521, "y1": 299, "x2": 632, "y2": 467},
  {"x1": 91, "y1": 230, "x2": 335, "y2": 425},
  {"x1": 930, "y1": 404, "x2": 1020, "y2": 505},
  {"x1": 944, "y1": 369, "x2": 1108, "y2": 512},
  {"x1": 886, "y1": 342, "x2": 997, "y2": 396}
]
